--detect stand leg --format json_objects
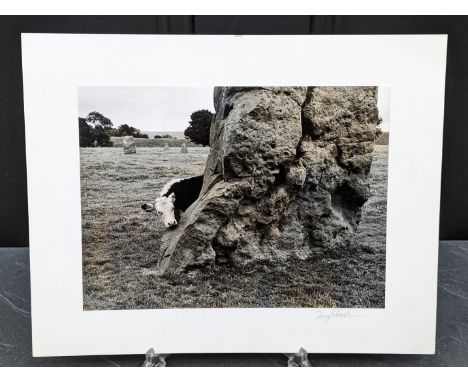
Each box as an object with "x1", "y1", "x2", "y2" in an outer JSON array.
[
  {"x1": 142, "y1": 348, "x2": 169, "y2": 367},
  {"x1": 285, "y1": 347, "x2": 312, "y2": 367},
  {"x1": 142, "y1": 347, "x2": 310, "y2": 366}
]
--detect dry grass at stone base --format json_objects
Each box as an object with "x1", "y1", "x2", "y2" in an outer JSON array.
[{"x1": 81, "y1": 145, "x2": 387, "y2": 310}]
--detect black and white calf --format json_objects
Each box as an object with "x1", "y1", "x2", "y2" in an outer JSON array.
[{"x1": 141, "y1": 175, "x2": 204, "y2": 228}]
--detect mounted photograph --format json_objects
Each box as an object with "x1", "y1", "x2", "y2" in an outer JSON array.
[
  {"x1": 23, "y1": 33, "x2": 446, "y2": 356},
  {"x1": 78, "y1": 86, "x2": 390, "y2": 310}
]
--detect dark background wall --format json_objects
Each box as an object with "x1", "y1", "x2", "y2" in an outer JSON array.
[{"x1": 0, "y1": 15, "x2": 466, "y2": 246}]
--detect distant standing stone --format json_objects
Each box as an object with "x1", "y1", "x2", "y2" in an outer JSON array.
[
  {"x1": 123, "y1": 136, "x2": 136, "y2": 154},
  {"x1": 164, "y1": 143, "x2": 169, "y2": 151},
  {"x1": 180, "y1": 142, "x2": 188, "y2": 153}
]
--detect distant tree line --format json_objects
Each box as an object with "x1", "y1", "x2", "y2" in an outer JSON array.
[
  {"x1": 154, "y1": 134, "x2": 176, "y2": 139},
  {"x1": 79, "y1": 108, "x2": 215, "y2": 148},
  {"x1": 78, "y1": 111, "x2": 148, "y2": 147},
  {"x1": 111, "y1": 124, "x2": 148, "y2": 138}
]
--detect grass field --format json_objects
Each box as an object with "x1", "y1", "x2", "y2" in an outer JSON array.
[
  {"x1": 110, "y1": 136, "x2": 201, "y2": 148},
  {"x1": 81, "y1": 145, "x2": 387, "y2": 310}
]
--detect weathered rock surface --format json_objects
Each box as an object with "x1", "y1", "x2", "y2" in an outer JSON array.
[
  {"x1": 123, "y1": 136, "x2": 136, "y2": 154},
  {"x1": 158, "y1": 87, "x2": 380, "y2": 274}
]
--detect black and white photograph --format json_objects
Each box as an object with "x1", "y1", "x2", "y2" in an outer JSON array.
[
  {"x1": 19, "y1": 31, "x2": 447, "y2": 357},
  {"x1": 79, "y1": 86, "x2": 390, "y2": 310}
]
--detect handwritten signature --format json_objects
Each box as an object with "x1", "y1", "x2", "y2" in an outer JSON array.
[{"x1": 315, "y1": 309, "x2": 366, "y2": 324}]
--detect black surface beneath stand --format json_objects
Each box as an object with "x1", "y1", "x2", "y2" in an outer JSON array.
[{"x1": 1, "y1": 241, "x2": 467, "y2": 366}]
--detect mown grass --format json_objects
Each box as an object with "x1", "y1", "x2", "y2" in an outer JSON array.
[{"x1": 81, "y1": 145, "x2": 387, "y2": 310}]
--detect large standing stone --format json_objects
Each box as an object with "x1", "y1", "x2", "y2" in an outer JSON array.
[
  {"x1": 180, "y1": 142, "x2": 188, "y2": 153},
  {"x1": 122, "y1": 136, "x2": 136, "y2": 154},
  {"x1": 158, "y1": 86, "x2": 380, "y2": 274}
]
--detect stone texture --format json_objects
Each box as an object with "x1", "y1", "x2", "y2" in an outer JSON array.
[
  {"x1": 123, "y1": 136, "x2": 136, "y2": 154},
  {"x1": 158, "y1": 86, "x2": 380, "y2": 274},
  {"x1": 180, "y1": 142, "x2": 188, "y2": 153}
]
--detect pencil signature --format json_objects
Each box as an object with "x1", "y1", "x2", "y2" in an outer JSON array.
[{"x1": 315, "y1": 309, "x2": 366, "y2": 324}]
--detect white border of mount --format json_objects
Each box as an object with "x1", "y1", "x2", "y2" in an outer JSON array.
[{"x1": 22, "y1": 34, "x2": 447, "y2": 356}]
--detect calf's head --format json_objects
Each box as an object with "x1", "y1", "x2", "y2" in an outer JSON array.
[{"x1": 141, "y1": 192, "x2": 177, "y2": 228}]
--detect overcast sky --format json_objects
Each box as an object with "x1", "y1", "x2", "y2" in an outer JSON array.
[
  {"x1": 377, "y1": 87, "x2": 391, "y2": 132},
  {"x1": 78, "y1": 86, "x2": 391, "y2": 133},
  {"x1": 78, "y1": 86, "x2": 215, "y2": 132}
]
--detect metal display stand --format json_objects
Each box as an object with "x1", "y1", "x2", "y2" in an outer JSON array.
[
  {"x1": 142, "y1": 347, "x2": 311, "y2": 367},
  {"x1": 285, "y1": 348, "x2": 312, "y2": 367},
  {"x1": 142, "y1": 348, "x2": 169, "y2": 367}
]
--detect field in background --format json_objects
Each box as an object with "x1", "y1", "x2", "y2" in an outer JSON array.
[
  {"x1": 81, "y1": 145, "x2": 387, "y2": 310},
  {"x1": 375, "y1": 132, "x2": 389, "y2": 145},
  {"x1": 111, "y1": 136, "x2": 202, "y2": 148}
]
